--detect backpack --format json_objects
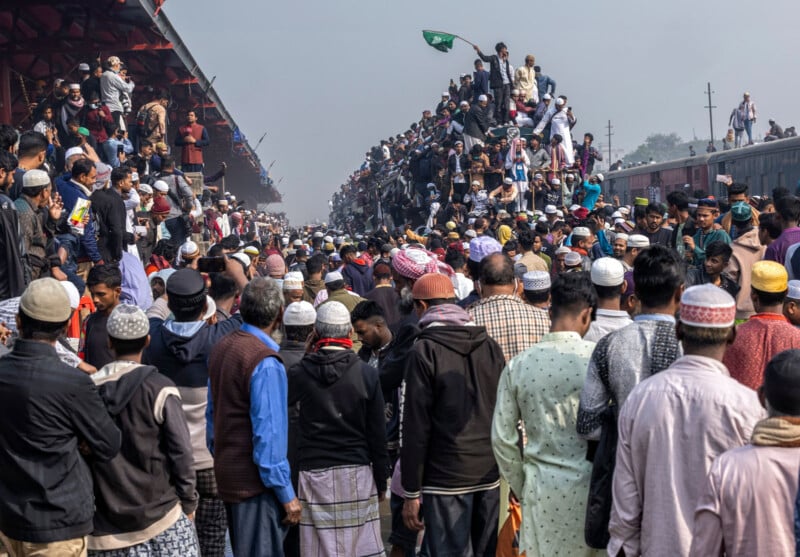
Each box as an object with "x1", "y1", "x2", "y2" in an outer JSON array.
[{"x1": 135, "y1": 103, "x2": 158, "y2": 137}]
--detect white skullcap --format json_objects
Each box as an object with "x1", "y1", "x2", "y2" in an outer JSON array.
[
  {"x1": 230, "y1": 252, "x2": 250, "y2": 267},
  {"x1": 152, "y1": 180, "x2": 169, "y2": 193},
  {"x1": 544, "y1": 205, "x2": 557, "y2": 214},
  {"x1": 564, "y1": 252, "x2": 583, "y2": 266},
  {"x1": 619, "y1": 206, "x2": 631, "y2": 215},
  {"x1": 138, "y1": 185, "x2": 155, "y2": 197},
  {"x1": 59, "y1": 280, "x2": 80, "y2": 310},
  {"x1": 591, "y1": 257, "x2": 625, "y2": 286},
  {"x1": 611, "y1": 211, "x2": 622, "y2": 219},
  {"x1": 555, "y1": 98, "x2": 565, "y2": 106},
  {"x1": 537, "y1": 216, "x2": 548, "y2": 223},
  {"x1": 569, "y1": 204, "x2": 581, "y2": 212},
  {"x1": 627, "y1": 234, "x2": 650, "y2": 248},
  {"x1": 551, "y1": 178, "x2": 561, "y2": 185},
  {"x1": 680, "y1": 284, "x2": 736, "y2": 329},
  {"x1": 543, "y1": 93, "x2": 552, "y2": 100},
  {"x1": 203, "y1": 296, "x2": 217, "y2": 321},
  {"x1": 284, "y1": 301, "x2": 316, "y2": 326},
  {"x1": 180, "y1": 240, "x2": 199, "y2": 257},
  {"x1": 614, "y1": 218, "x2": 626, "y2": 225},
  {"x1": 478, "y1": 94, "x2": 488, "y2": 102},
  {"x1": 572, "y1": 226, "x2": 591, "y2": 237},
  {"x1": 107, "y1": 304, "x2": 150, "y2": 340},
  {"x1": 324, "y1": 271, "x2": 344, "y2": 284},
  {"x1": 555, "y1": 246, "x2": 571, "y2": 255},
  {"x1": 65, "y1": 147, "x2": 84, "y2": 160},
  {"x1": 616, "y1": 233, "x2": 629, "y2": 242},
  {"x1": 316, "y1": 301, "x2": 351, "y2": 326},
  {"x1": 556, "y1": 210, "x2": 564, "y2": 217},
  {"x1": 788, "y1": 280, "x2": 800, "y2": 300},
  {"x1": 523, "y1": 271, "x2": 551, "y2": 291},
  {"x1": 282, "y1": 271, "x2": 305, "y2": 290}
]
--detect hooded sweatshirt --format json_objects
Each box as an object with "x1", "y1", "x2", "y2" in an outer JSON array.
[
  {"x1": 89, "y1": 363, "x2": 197, "y2": 551},
  {"x1": 401, "y1": 306, "x2": 506, "y2": 497},
  {"x1": 342, "y1": 258, "x2": 375, "y2": 296},
  {"x1": 727, "y1": 226, "x2": 765, "y2": 320},
  {"x1": 288, "y1": 349, "x2": 388, "y2": 491},
  {"x1": 143, "y1": 315, "x2": 243, "y2": 470}
]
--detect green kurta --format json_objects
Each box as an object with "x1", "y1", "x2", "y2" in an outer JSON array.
[{"x1": 492, "y1": 331, "x2": 602, "y2": 557}]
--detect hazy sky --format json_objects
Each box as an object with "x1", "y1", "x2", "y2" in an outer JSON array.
[{"x1": 164, "y1": 0, "x2": 798, "y2": 224}]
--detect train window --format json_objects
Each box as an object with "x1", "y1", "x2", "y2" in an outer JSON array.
[
  {"x1": 761, "y1": 175, "x2": 769, "y2": 194},
  {"x1": 779, "y1": 172, "x2": 786, "y2": 188}
]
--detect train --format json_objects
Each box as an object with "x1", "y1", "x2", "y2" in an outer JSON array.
[{"x1": 605, "y1": 136, "x2": 800, "y2": 204}]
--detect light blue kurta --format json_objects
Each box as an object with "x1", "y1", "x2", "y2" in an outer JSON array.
[{"x1": 492, "y1": 331, "x2": 602, "y2": 557}]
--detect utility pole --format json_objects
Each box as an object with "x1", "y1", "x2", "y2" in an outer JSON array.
[
  {"x1": 704, "y1": 82, "x2": 716, "y2": 146},
  {"x1": 606, "y1": 120, "x2": 613, "y2": 169}
]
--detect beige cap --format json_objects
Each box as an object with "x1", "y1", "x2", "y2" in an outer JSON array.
[{"x1": 19, "y1": 278, "x2": 72, "y2": 322}]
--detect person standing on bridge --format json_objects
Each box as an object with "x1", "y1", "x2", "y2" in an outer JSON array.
[{"x1": 175, "y1": 109, "x2": 210, "y2": 173}]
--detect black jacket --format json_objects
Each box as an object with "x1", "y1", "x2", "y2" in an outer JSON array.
[
  {"x1": 464, "y1": 106, "x2": 491, "y2": 140},
  {"x1": 401, "y1": 324, "x2": 505, "y2": 496},
  {"x1": 91, "y1": 188, "x2": 130, "y2": 263},
  {"x1": 288, "y1": 349, "x2": 388, "y2": 491},
  {"x1": 477, "y1": 51, "x2": 511, "y2": 88},
  {"x1": 447, "y1": 153, "x2": 470, "y2": 180},
  {"x1": 0, "y1": 340, "x2": 121, "y2": 543},
  {"x1": 91, "y1": 365, "x2": 197, "y2": 539},
  {"x1": 0, "y1": 192, "x2": 25, "y2": 300}
]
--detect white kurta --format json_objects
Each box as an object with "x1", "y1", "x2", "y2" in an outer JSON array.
[
  {"x1": 550, "y1": 108, "x2": 574, "y2": 165},
  {"x1": 216, "y1": 213, "x2": 231, "y2": 237},
  {"x1": 608, "y1": 355, "x2": 765, "y2": 557}
]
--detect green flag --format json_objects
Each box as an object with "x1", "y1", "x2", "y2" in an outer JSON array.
[{"x1": 422, "y1": 30, "x2": 456, "y2": 53}]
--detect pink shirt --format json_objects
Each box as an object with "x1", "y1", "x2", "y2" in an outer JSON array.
[
  {"x1": 608, "y1": 355, "x2": 765, "y2": 557},
  {"x1": 690, "y1": 444, "x2": 800, "y2": 557}
]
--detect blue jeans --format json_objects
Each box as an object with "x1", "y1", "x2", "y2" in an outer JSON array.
[
  {"x1": 225, "y1": 491, "x2": 286, "y2": 557},
  {"x1": 56, "y1": 233, "x2": 85, "y2": 294},
  {"x1": 422, "y1": 488, "x2": 499, "y2": 557},
  {"x1": 744, "y1": 119, "x2": 754, "y2": 144}
]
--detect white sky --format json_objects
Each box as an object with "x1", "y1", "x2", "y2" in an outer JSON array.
[{"x1": 165, "y1": 0, "x2": 799, "y2": 223}]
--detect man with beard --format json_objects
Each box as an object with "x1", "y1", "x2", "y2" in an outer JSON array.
[
  {"x1": 0, "y1": 151, "x2": 24, "y2": 301},
  {"x1": 57, "y1": 84, "x2": 86, "y2": 140},
  {"x1": 635, "y1": 203, "x2": 672, "y2": 246}
]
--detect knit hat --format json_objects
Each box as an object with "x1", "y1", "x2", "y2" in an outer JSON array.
[
  {"x1": 265, "y1": 254, "x2": 286, "y2": 276},
  {"x1": 324, "y1": 271, "x2": 344, "y2": 284},
  {"x1": 150, "y1": 196, "x2": 171, "y2": 215},
  {"x1": 107, "y1": 304, "x2": 149, "y2": 340},
  {"x1": 468, "y1": 236, "x2": 502, "y2": 263},
  {"x1": 284, "y1": 301, "x2": 316, "y2": 326},
  {"x1": 411, "y1": 273, "x2": 455, "y2": 300},
  {"x1": 763, "y1": 350, "x2": 800, "y2": 416},
  {"x1": 751, "y1": 261, "x2": 788, "y2": 293},
  {"x1": 20, "y1": 278, "x2": 72, "y2": 323},
  {"x1": 564, "y1": 252, "x2": 583, "y2": 267},
  {"x1": 392, "y1": 247, "x2": 439, "y2": 279},
  {"x1": 316, "y1": 301, "x2": 351, "y2": 326},
  {"x1": 591, "y1": 257, "x2": 625, "y2": 286},
  {"x1": 22, "y1": 169, "x2": 50, "y2": 189},
  {"x1": 730, "y1": 201, "x2": 753, "y2": 222},
  {"x1": 523, "y1": 271, "x2": 551, "y2": 292},
  {"x1": 282, "y1": 271, "x2": 305, "y2": 290},
  {"x1": 679, "y1": 284, "x2": 736, "y2": 329},
  {"x1": 180, "y1": 240, "x2": 200, "y2": 260}
]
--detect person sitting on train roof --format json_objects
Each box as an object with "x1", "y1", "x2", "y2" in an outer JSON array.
[{"x1": 764, "y1": 119, "x2": 785, "y2": 142}]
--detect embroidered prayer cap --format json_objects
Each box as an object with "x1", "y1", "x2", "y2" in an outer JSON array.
[
  {"x1": 316, "y1": 301, "x2": 351, "y2": 326},
  {"x1": 284, "y1": 301, "x2": 316, "y2": 326},
  {"x1": 564, "y1": 252, "x2": 583, "y2": 267},
  {"x1": 468, "y1": 236, "x2": 503, "y2": 263},
  {"x1": 137, "y1": 183, "x2": 153, "y2": 195},
  {"x1": 411, "y1": 273, "x2": 455, "y2": 300},
  {"x1": 167, "y1": 268, "x2": 205, "y2": 297},
  {"x1": 763, "y1": 349, "x2": 800, "y2": 416},
  {"x1": 679, "y1": 284, "x2": 736, "y2": 329},
  {"x1": 751, "y1": 260, "x2": 788, "y2": 293},
  {"x1": 523, "y1": 271, "x2": 551, "y2": 292},
  {"x1": 22, "y1": 169, "x2": 51, "y2": 189},
  {"x1": 19, "y1": 278, "x2": 71, "y2": 323},
  {"x1": 392, "y1": 247, "x2": 439, "y2": 279},
  {"x1": 572, "y1": 226, "x2": 591, "y2": 238},
  {"x1": 591, "y1": 257, "x2": 625, "y2": 286},
  {"x1": 107, "y1": 303, "x2": 150, "y2": 340},
  {"x1": 180, "y1": 240, "x2": 200, "y2": 259},
  {"x1": 324, "y1": 271, "x2": 344, "y2": 284},
  {"x1": 282, "y1": 272, "x2": 304, "y2": 290},
  {"x1": 788, "y1": 280, "x2": 800, "y2": 301},
  {"x1": 627, "y1": 234, "x2": 650, "y2": 248},
  {"x1": 730, "y1": 201, "x2": 753, "y2": 222}
]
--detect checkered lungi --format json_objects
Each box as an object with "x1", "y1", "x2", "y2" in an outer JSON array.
[
  {"x1": 195, "y1": 468, "x2": 227, "y2": 557},
  {"x1": 87, "y1": 513, "x2": 198, "y2": 556},
  {"x1": 299, "y1": 464, "x2": 385, "y2": 557}
]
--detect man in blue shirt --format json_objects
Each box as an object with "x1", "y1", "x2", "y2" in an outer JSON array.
[{"x1": 206, "y1": 277, "x2": 301, "y2": 556}]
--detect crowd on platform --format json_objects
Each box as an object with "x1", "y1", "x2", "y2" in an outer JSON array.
[{"x1": 5, "y1": 43, "x2": 800, "y2": 557}]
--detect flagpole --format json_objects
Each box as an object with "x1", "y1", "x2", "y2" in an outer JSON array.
[{"x1": 424, "y1": 29, "x2": 477, "y2": 49}]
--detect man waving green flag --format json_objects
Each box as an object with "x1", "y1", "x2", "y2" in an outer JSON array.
[{"x1": 422, "y1": 30, "x2": 456, "y2": 52}]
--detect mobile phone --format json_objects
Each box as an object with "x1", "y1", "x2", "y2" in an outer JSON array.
[{"x1": 197, "y1": 256, "x2": 226, "y2": 273}]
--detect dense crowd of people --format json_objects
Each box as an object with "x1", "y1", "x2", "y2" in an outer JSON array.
[{"x1": 5, "y1": 42, "x2": 800, "y2": 557}]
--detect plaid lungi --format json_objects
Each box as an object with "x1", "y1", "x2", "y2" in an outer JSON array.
[
  {"x1": 87, "y1": 513, "x2": 198, "y2": 556},
  {"x1": 299, "y1": 464, "x2": 385, "y2": 557}
]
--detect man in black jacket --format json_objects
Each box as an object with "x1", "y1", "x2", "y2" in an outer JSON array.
[
  {"x1": 475, "y1": 42, "x2": 513, "y2": 124},
  {"x1": 464, "y1": 96, "x2": 493, "y2": 153},
  {"x1": 401, "y1": 272, "x2": 505, "y2": 557},
  {"x1": 0, "y1": 278, "x2": 121, "y2": 554},
  {"x1": 447, "y1": 141, "x2": 470, "y2": 198},
  {"x1": 91, "y1": 166, "x2": 133, "y2": 263}
]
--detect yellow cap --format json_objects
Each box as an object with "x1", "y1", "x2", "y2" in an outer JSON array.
[
  {"x1": 634, "y1": 197, "x2": 649, "y2": 206},
  {"x1": 445, "y1": 221, "x2": 457, "y2": 230},
  {"x1": 751, "y1": 260, "x2": 788, "y2": 293}
]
